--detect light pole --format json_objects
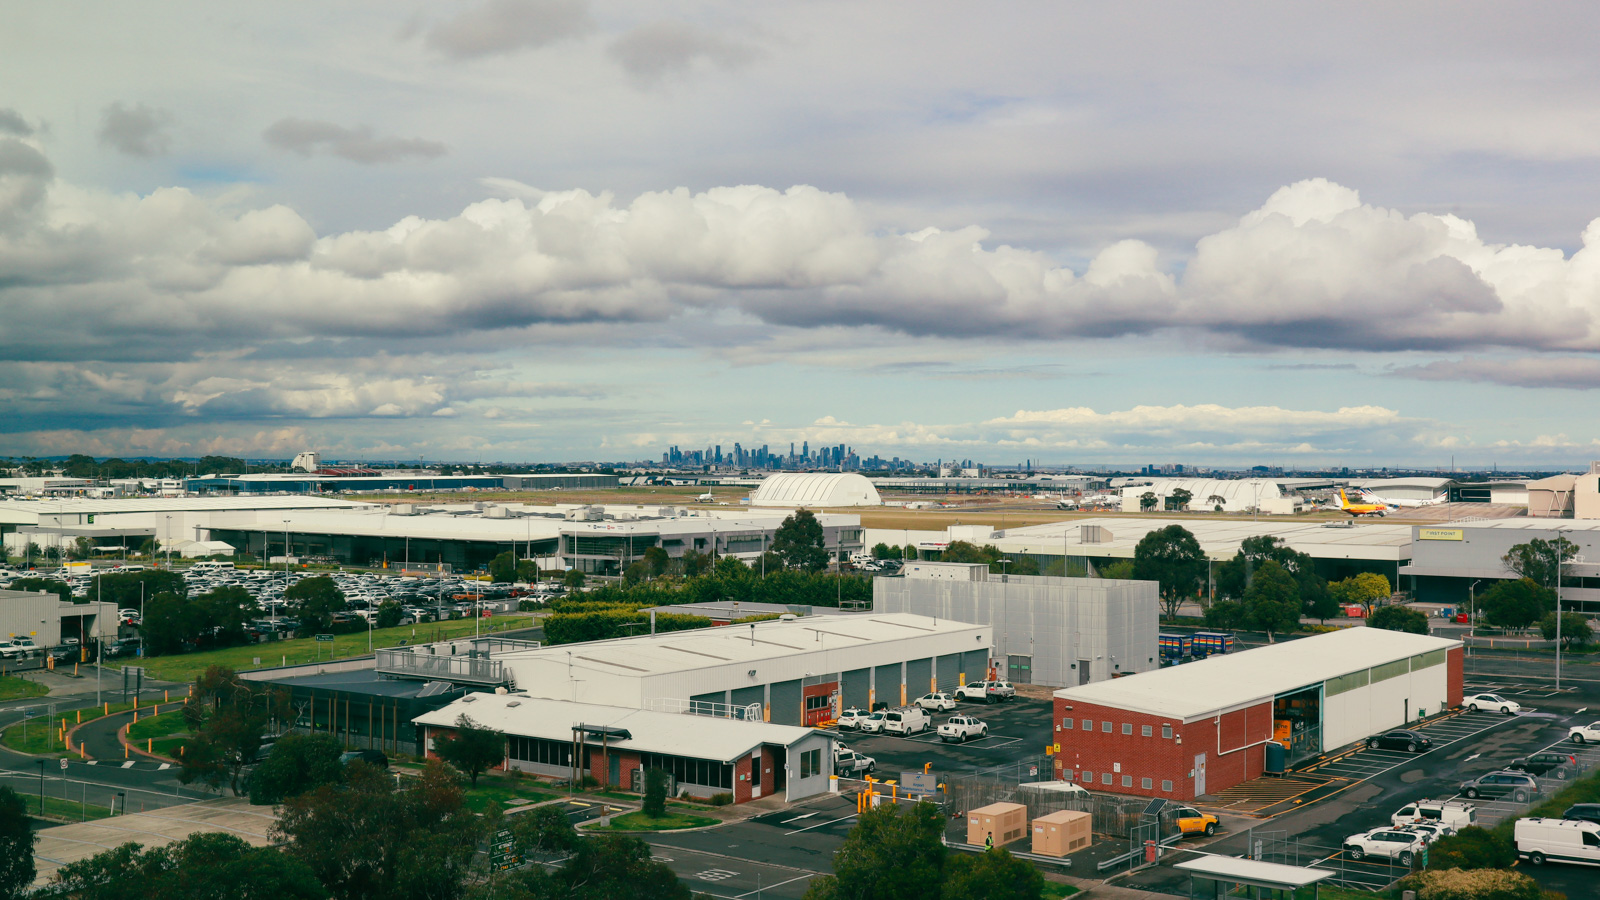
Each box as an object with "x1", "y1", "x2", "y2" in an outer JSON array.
[
  {"x1": 164, "y1": 515, "x2": 171, "y2": 569},
  {"x1": 998, "y1": 558, "x2": 1012, "y2": 668}
]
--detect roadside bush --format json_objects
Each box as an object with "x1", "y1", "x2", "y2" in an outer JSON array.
[
  {"x1": 1399, "y1": 867, "x2": 1544, "y2": 900},
  {"x1": 1425, "y1": 826, "x2": 1516, "y2": 871},
  {"x1": 643, "y1": 768, "x2": 668, "y2": 818},
  {"x1": 709, "y1": 792, "x2": 733, "y2": 807}
]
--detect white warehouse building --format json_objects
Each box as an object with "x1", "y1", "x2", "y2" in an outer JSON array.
[{"x1": 749, "y1": 473, "x2": 882, "y2": 508}]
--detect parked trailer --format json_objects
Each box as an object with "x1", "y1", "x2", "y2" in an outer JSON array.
[
  {"x1": 1158, "y1": 633, "x2": 1192, "y2": 664},
  {"x1": 1192, "y1": 632, "x2": 1234, "y2": 658}
]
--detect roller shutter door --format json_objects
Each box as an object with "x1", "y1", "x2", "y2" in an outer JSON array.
[
  {"x1": 961, "y1": 650, "x2": 989, "y2": 683},
  {"x1": 841, "y1": 668, "x2": 870, "y2": 709},
  {"x1": 905, "y1": 658, "x2": 933, "y2": 698},
  {"x1": 731, "y1": 685, "x2": 765, "y2": 716},
  {"x1": 874, "y1": 663, "x2": 903, "y2": 707},
  {"x1": 937, "y1": 654, "x2": 962, "y2": 690},
  {"x1": 769, "y1": 679, "x2": 802, "y2": 726},
  {"x1": 691, "y1": 691, "x2": 727, "y2": 715}
]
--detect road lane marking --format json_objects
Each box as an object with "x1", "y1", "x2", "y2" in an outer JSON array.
[{"x1": 786, "y1": 814, "x2": 856, "y2": 835}]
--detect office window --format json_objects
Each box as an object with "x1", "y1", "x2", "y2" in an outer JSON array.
[
  {"x1": 1142, "y1": 778, "x2": 1153, "y2": 789},
  {"x1": 1062, "y1": 718, "x2": 1073, "y2": 730},
  {"x1": 1142, "y1": 725, "x2": 1153, "y2": 737},
  {"x1": 1121, "y1": 775, "x2": 1131, "y2": 787},
  {"x1": 1122, "y1": 723, "x2": 1132, "y2": 735},
  {"x1": 1101, "y1": 773, "x2": 1112, "y2": 785},
  {"x1": 805, "y1": 695, "x2": 831, "y2": 711},
  {"x1": 1082, "y1": 718, "x2": 1092, "y2": 731},
  {"x1": 1162, "y1": 725, "x2": 1173, "y2": 739},
  {"x1": 800, "y1": 748, "x2": 821, "y2": 778},
  {"x1": 1083, "y1": 771, "x2": 1093, "y2": 782},
  {"x1": 1162, "y1": 780, "x2": 1174, "y2": 792},
  {"x1": 1101, "y1": 721, "x2": 1112, "y2": 733}
]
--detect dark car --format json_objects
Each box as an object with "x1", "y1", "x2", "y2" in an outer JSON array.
[
  {"x1": 1367, "y1": 730, "x2": 1433, "y2": 752},
  {"x1": 1564, "y1": 803, "x2": 1600, "y2": 825},
  {"x1": 340, "y1": 749, "x2": 388, "y2": 769},
  {"x1": 105, "y1": 638, "x2": 141, "y2": 659},
  {"x1": 1460, "y1": 771, "x2": 1539, "y2": 802},
  {"x1": 1508, "y1": 752, "x2": 1577, "y2": 780}
]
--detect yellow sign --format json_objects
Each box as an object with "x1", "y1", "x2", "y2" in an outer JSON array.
[
  {"x1": 1418, "y1": 528, "x2": 1464, "y2": 541},
  {"x1": 1052, "y1": 743, "x2": 1061, "y2": 754}
]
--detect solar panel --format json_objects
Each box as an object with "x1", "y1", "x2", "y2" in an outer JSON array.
[{"x1": 417, "y1": 681, "x2": 453, "y2": 698}]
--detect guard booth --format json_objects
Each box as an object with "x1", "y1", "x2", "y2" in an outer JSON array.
[{"x1": 1174, "y1": 856, "x2": 1332, "y2": 899}]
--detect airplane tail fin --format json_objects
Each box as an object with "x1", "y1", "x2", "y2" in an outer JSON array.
[{"x1": 1337, "y1": 489, "x2": 1350, "y2": 509}]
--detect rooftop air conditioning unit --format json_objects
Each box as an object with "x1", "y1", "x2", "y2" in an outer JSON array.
[
  {"x1": 393, "y1": 504, "x2": 416, "y2": 516},
  {"x1": 485, "y1": 506, "x2": 509, "y2": 519}
]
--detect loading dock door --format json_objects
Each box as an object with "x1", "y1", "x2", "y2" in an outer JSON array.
[
  {"x1": 769, "y1": 679, "x2": 802, "y2": 726},
  {"x1": 905, "y1": 658, "x2": 933, "y2": 697},
  {"x1": 961, "y1": 650, "x2": 989, "y2": 683},
  {"x1": 841, "y1": 668, "x2": 870, "y2": 710},
  {"x1": 873, "y1": 664, "x2": 902, "y2": 707},
  {"x1": 690, "y1": 691, "x2": 726, "y2": 715},
  {"x1": 937, "y1": 653, "x2": 962, "y2": 690},
  {"x1": 731, "y1": 685, "x2": 764, "y2": 717}
]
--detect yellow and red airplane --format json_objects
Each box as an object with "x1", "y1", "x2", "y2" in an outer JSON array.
[{"x1": 1337, "y1": 489, "x2": 1389, "y2": 517}]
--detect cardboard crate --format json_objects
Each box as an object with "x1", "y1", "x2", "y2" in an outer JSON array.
[
  {"x1": 967, "y1": 802, "x2": 1028, "y2": 846},
  {"x1": 1031, "y1": 809, "x2": 1092, "y2": 857}
]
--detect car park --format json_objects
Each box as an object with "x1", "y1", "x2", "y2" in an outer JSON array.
[
  {"x1": 1367, "y1": 729, "x2": 1432, "y2": 752},
  {"x1": 1342, "y1": 828, "x2": 1425, "y2": 865},
  {"x1": 938, "y1": 715, "x2": 988, "y2": 743},
  {"x1": 1509, "y1": 752, "x2": 1577, "y2": 780},
  {"x1": 882, "y1": 707, "x2": 931, "y2": 736},
  {"x1": 1464, "y1": 693, "x2": 1521, "y2": 715},
  {"x1": 833, "y1": 746, "x2": 876, "y2": 775},
  {"x1": 836, "y1": 708, "x2": 869, "y2": 730},
  {"x1": 1460, "y1": 770, "x2": 1539, "y2": 802},
  {"x1": 1569, "y1": 722, "x2": 1600, "y2": 744},
  {"x1": 1391, "y1": 800, "x2": 1476, "y2": 831},
  {"x1": 915, "y1": 692, "x2": 956, "y2": 712},
  {"x1": 1515, "y1": 817, "x2": 1600, "y2": 866}
]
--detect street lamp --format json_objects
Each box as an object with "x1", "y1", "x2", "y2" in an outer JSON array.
[
  {"x1": 1467, "y1": 579, "x2": 1483, "y2": 652},
  {"x1": 998, "y1": 558, "x2": 1012, "y2": 666}
]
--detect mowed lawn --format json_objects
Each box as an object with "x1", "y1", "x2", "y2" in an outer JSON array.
[
  {"x1": 139, "y1": 615, "x2": 537, "y2": 683},
  {"x1": 0, "y1": 675, "x2": 48, "y2": 701}
]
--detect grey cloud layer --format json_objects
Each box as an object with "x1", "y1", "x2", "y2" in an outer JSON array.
[
  {"x1": 97, "y1": 102, "x2": 175, "y2": 156},
  {"x1": 262, "y1": 118, "x2": 446, "y2": 164},
  {"x1": 607, "y1": 21, "x2": 761, "y2": 86},
  {"x1": 418, "y1": 0, "x2": 593, "y2": 60}
]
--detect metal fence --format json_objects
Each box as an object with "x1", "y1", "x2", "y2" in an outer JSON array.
[{"x1": 942, "y1": 765, "x2": 1173, "y2": 838}]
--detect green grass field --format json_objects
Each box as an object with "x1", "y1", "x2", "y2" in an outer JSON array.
[
  {"x1": 0, "y1": 675, "x2": 48, "y2": 701},
  {"x1": 28, "y1": 794, "x2": 118, "y2": 823},
  {"x1": 1039, "y1": 884, "x2": 1081, "y2": 900},
  {"x1": 458, "y1": 772, "x2": 562, "y2": 815},
  {"x1": 1, "y1": 701, "x2": 136, "y2": 756},
  {"x1": 139, "y1": 615, "x2": 537, "y2": 683},
  {"x1": 583, "y1": 809, "x2": 721, "y2": 832}
]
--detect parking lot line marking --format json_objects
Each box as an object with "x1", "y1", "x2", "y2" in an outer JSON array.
[
  {"x1": 735, "y1": 873, "x2": 815, "y2": 897},
  {"x1": 782, "y1": 813, "x2": 816, "y2": 825},
  {"x1": 786, "y1": 814, "x2": 856, "y2": 835}
]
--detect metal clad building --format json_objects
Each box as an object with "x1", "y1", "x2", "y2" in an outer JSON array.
[
  {"x1": 0, "y1": 588, "x2": 118, "y2": 649},
  {"x1": 1051, "y1": 628, "x2": 1463, "y2": 800},
  {"x1": 873, "y1": 567, "x2": 1159, "y2": 687},
  {"x1": 1403, "y1": 519, "x2": 1600, "y2": 614}
]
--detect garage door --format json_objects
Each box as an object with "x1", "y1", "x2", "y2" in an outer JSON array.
[
  {"x1": 937, "y1": 653, "x2": 962, "y2": 690},
  {"x1": 905, "y1": 657, "x2": 933, "y2": 697},
  {"x1": 691, "y1": 691, "x2": 727, "y2": 715},
  {"x1": 769, "y1": 679, "x2": 802, "y2": 726},
  {"x1": 961, "y1": 650, "x2": 989, "y2": 683},
  {"x1": 874, "y1": 663, "x2": 903, "y2": 707},
  {"x1": 731, "y1": 685, "x2": 765, "y2": 718},
  {"x1": 841, "y1": 668, "x2": 870, "y2": 709}
]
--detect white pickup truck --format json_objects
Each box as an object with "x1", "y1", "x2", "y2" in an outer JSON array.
[
  {"x1": 938, "y1": 715, "x2": 989, "y2": 743},
  {"x1": 833, "y1": 746, "x2": 877, "y2": 776}
]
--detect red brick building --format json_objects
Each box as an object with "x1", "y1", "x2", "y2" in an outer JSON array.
[{"x1": 1051, "y1": 628, "x2": 1464, "y2": 800}]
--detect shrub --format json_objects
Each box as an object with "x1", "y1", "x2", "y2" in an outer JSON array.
[
  {"x1": 1399, "y1": 867, "x2": 1543, "y2": 900},
  {"x1": 709, "y1": 792, "x2": 733, "y2": 806},
  {"x1": 1425, "y1": 826, "x2": 1516, "y2": 871},
  {"x1": 643, "y1": 768, "x2": 668, "y2": 818}
]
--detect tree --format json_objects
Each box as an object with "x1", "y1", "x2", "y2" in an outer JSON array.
[
  {"x1": 1479, "y1": 578, "x2": 1553, "y2": 631},
  {"x1": 89, "y1": 570, "x2": 186, "y2": 610},
  {"x1": 1243, "y1": 560, "x2": 1301, "y2": 641},
  {"x1": 1166, "y1": 488, "x2": 1192, "y2": 512},
  {"x1": 1400, "y1": 868, "x2": 1542, "y2": 900},
  {"x1": 179, "y1": 666, "x2": 289, "y2": 796},
  {"x1": 902, "y1": 543, "x2": 918, "y2": 560},
  {"x1": 508, "y1": 833, "x2": 690, "y2": 900},
  {"x1": 803, "y1": 801, "x2": 947, "y2": 900},
  {"x1": 0, "y1": 786, "x2": 34, "y2": 900},
  {"x1": 1096, "y1": 559, "x2": 1135, "y2": 580},
  {"x1": 249, "y1": 734, "x2": 346, "y2": 806},
  {"x1": 772, "y1": 509, "x2": 829, "y2": 572},
  {"x1": 642, "y1": 546, "x2": 670, "y2": 577},
  {"x1": 8, "y1": 577, "x2": 72, "y2": 603},
  {"x1": 489, "y1": 551, "x2": 516, "y2": 584},
  {"x1": 642, "y1": 768, "x2": 668, "y2": 819},
  {"x1": 375, "y1": 601, "x2": 403, "y2": 629},
  {"x1": 1423, "y1": 825, "x2": 1516, "y2": 871},
  {"x1": 871, "y1": 542, "x2": 896, "y2": 560},
  {"x1": 940, "y1": 848, "x2": 1043, "y2": 900},
  {"x1": 38, "y1": 831, "x2": 327, "y2": 900},
  {"x1": 1368, "y1": 605, "x2": 1429, "y2": 635},
  {"x1": 69, "y1": 536, "x2": 94, "y2": 561},
  {"x1": 275, "y1": 761, "x2": 482, "y2": 900},
  {"x1": 1207, "y1": 494, "x2": 1226, "y2": 512},
  {"x1": 1501, "y1": 536, "x2": 1577, "y2": 589},
  {"x1": 1139, "y1": 491, "x2": 1157, "y2": 512},
  {"x1": 1539, "y1": 611, "x2": 1592, "y2": 649},
  {"x1": 1304, "y1": 584, "x2": 1343, "y2": 624},
  {"x1": 623, "y1": 562, "x2": 649, "y2": 585},
  {"x1": 1132, "y1": 525, "x2": 1207, "y2": 620},
  {"x1": 1327, "y1": 572, "x2": 1392, "y2": 617},
  {"x1": 562, "y1": 569, "x2": 587, "y2": 590},
  {"x1": 432, "y1": 715, "x2": 504, "y2": 787},
  {"x1": 285, "y1": 576, "x2": 346, "y2": 638},
  {"x1": 1204, "y1": 599, "x2": 1245, "y2": 630}
]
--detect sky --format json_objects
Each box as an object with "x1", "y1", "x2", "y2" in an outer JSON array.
[{"x1": 4, "y1": 2, "x2": 1600, "y2": 469}]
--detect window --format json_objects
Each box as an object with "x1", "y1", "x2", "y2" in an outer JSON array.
[
  {"x1": 800, "y1": 748, "x2": 821, "y2": 778},
  {"x1": 1584, "y1": 832, "x2": 1600, "y2": 848},
  {"x1": 1082, "y1": 718, "x2": 1092, "y2": 731},
  {"x1": 1141, "y1": 725, "x2": 1152, "y2": 737},
  {"x1": 1162, "y1": 780, "x2": 1174, "y2": 792},
  {"x1": 508, "y1": 735, "x2": 582, "y2": 768},
  {"x1": 1142, "y1": 778, "x2": 1153, "y2": 789},
  {"x1": 1101, "y1": 773, "x2": 1112, "y2": 785},
  {"x1": 1122, "y1": 775, "x2": 1132, "y2": 787},
  {"x1": 1101, "y1": 721, "x2": 1112, "y2": 733},
  {"x1": 1122, "y1": 723, "x2": 1133, "y2": 735},
  {"x1": 805, "y1": 695, "x2": 831, "y2": 711},
  {"x1": 1083, "y1": 771, "x2": 1093, "y2": 782},
  {"x1": 1162, "y1": 725, "x2": 1173, "y2": 739},
  {"x1": 637, "y1": 751, "x2": 734, "y2": 790},
  {"x1": 1062, "y1": 718, "x2": 1073, "y2": 730}
]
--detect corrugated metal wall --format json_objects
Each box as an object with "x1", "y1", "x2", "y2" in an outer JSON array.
[
  {"x1": 731, "y1": 685, "x2": 764, "y2": 713},
  {"x1": 905, "y1": 657, "x2": 933, "y2": 697},
  {"x1": 769, "y1": 679, "x2": 802, "y2": 725},
  {"x1": 841, "y1": 668, "x2": 870, "y2": 709},
  {"x1": 873, "y1": 663, "x2": 902, "y2": 706},
  {"x1": 937, "y1": 653, "x2": 963, "y2": 690},
  {"x1": 961, "y1": 650, "x2": 988, "y2": 682}
]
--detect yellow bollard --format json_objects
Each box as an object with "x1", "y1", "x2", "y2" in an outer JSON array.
[
  {"x1": 77, "y1": 710, "x2": 81, "y2": 724},
  {"x1": 165, "y1": 690, "x2": 169, "y2": 702},
  {"x1": 104, "y1": 702, "x2": 109, "y2": 715},
  {"x1": 124, "y1": 744, "x2": 129, "y2": 759},
  {"x1": 147, "y1": 738, "x2": 152, "y2": 753}
]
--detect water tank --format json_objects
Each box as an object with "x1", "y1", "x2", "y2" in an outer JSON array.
[{"x1": 1264, "y1": 741, "x2": 1287, "y2": 775}]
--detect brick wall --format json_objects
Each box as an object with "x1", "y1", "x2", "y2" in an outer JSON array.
[
  {"x1": 1052, "y1": 697, "x2": 1272, "y2": 800},
  {"x1": 587, "y1": 746, "x2": 641, "y2": 789},
  {"x1": 733, "y1": 753, "x2": 753, "y2": 803},
  {"x1": 1446, "y1": 646, "x2": 1464, "y2": 707},
  {"x1": 758, "y1": 746, "x2": 780, "y2": 798}
]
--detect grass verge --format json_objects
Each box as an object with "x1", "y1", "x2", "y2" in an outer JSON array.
[
  {"x1": 1493, "y1": 757, "x2": 1600, "y2": 839},
  {"x1": 138, "y1": 615, "x2": 537, "y2": 683},
  {"x1": 28, "y1": 794, "x2": 118, "y2": 823},
  {"x1": 1, "y1": 701, "x2": 136, "y2": 757},
  {"x1": 1040, "y1": 885, "x2": 1081, "y2": 900},
  {"x1": 0, "y1": 675, "x2": 48, "y2": 701},
  {"x1": 583, "y1": 809, "x2": 721, "y2": 831},
  {"x1": 459, "y1": 772, "x2": 562, "y2": 815},
  {"x1": 126, "y1": 707, "x2": 192, "y2": 759}
]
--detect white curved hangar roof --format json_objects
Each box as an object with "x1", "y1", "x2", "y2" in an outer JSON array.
[{"x1": 750, "y1": 473, "x2": 882, "y2": 508}]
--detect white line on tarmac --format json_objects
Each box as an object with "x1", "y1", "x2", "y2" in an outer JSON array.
[{"x1": 786, "y1": 814, "x2": 856, "y2": 836}]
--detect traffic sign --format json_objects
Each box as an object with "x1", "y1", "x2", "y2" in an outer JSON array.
[
  {"x1": 60, "y1": 759, "x2": 68, "y2": 770},
  {"x1": 489, "y1": 828, "x2": 522, "y2": 870},
  {"x1": 315, "y1": 634, "x2": 334, "y2": 643}
]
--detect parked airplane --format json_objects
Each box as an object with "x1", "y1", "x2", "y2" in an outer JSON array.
[
  {"x1": 1354, "y1": 488, "x2": 1445, "y2": 509},
  {"x1": 695, "y1": 492, "x2": 714, "y2": 503},
  {"x1": 1337, "y1": 489, "x2": 1389, "y2": 517}
]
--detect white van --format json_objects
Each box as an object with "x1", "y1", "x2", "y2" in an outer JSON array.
[
  {"x1": 1515, "y1": 817, "x2": 1600, "y2": 866},
  {"x1": 1019, "y1": 780, "x2": 1091, "y2": 799},
  {"x1": 190, "y1": 561, "x2": 235, "y2": 571},
  {"x1": 882, "y1": 707, "x2": 931, "y2": 736},
  {"x1": 1391, "y1": 799, "x2": 1476, "y2": 831}
]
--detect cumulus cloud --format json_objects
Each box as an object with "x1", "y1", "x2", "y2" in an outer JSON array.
[
  {"x1": 97, "y1": 102, "x2": 175, "y2": 156},
  {"x1": 0, "y1": 108, "x2": 33, "y2": 137},
  {"x1": 419, "y1": 0, "x2": 593, "y2": 60},
  {"x1": 1394, "y1": 356, "x2": 1600, "y2": 389},
  {"x1": 262, "y1": 118, "x2": 446, "y2": 164},
  {"x1": 607, "y1": 21, "x2": 760, "y2": 86}
]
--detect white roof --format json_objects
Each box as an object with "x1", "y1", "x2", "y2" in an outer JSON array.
[
  {"x1": 750, "y1": 473, "x2": 882, "y2": 507},
  {"x1": 1053, "y1": 627, "x2": 1460, "y2": 721},
  {"x1": 413, "y1": 692, "x2": 818, "y2": 761},
  {"x1": 994, "y1": 516, "x2": 1411, "y2": 561},
  {"x1": 496, "y1": 613, "x2": 983, "y2": 678},
  {"x1": 1174, "y1": 856, "x2": 1332, "y2": 888},
  {"x1": 0, "y1": 496, "x2": 367, "y2": 516}
]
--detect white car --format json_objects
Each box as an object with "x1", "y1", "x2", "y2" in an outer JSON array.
[
  {"x1": 836, "y1": 708, "x2": 870, "y2": 730},
  {"x1": 833, "y1": 747, "x2": 876, "y2": 776},
  {"x1": 1465, "y1": 693, "x2": 1521, "y2": 715},
  {"x1": 1342, "y1": 828, "x2": 1426, "y2": 865},
  {"x1": 1398, "y1": 822, "x2": 1454, "y2": 844},
  {"x1": 1569, "y1": 722, "x2": 1600, "y2": 744},
  {"x1": 938, "y1": 715, "x2": 988, "y2": 743},
  {"x1": 915, "y1": 692, "x2": 956, "y2": 712},
  {"x1": 954, "y1": 682, "x2": 993, "y2": 702},
  {"x1": 858, "y1": 711, "x2": 888, "y2": 734}
]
